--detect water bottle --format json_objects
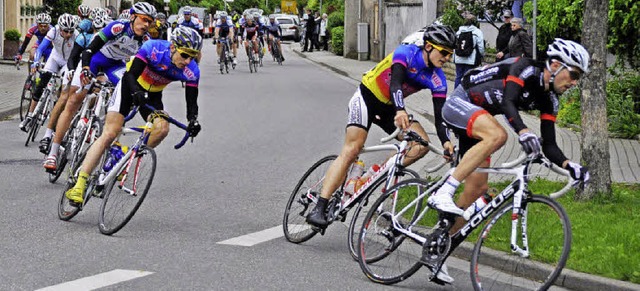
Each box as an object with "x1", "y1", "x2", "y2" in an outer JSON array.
[
  {"x1": 462, "y1": 192, "x2": 494, "y2": 220},
  {"x1": 103, "y1": 142, "x2": 125, "y2": 172},
  {"x1": 355, "y1": 164, "x2": 380, "y2": 192},
  {"x1": 344, "y1": 160, "x2": 365, "y2": 196}
]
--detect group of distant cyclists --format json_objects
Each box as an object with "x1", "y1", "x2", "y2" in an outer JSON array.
[{"x1": 14, "y1": 2, "x2": 203, "y2": 204}]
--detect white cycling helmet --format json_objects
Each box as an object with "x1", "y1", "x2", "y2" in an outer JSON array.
[
  {"x1": 547, "y1": 38, "x2": 590, "y2": 73},
  {"x1": 93, "y1": 13, "x2": 108, "y2": 29},
  {"x1": 119, "y1": 10, "x2": 131, "y2": 20},
  {"x1": 58, "y1": 13, "x2": 78, "y2": 30},
  {"x1": 183, "y1": 6, "x2": 192, "y2": 15},
  {"x1": 36, "y1": 13, "x2": 52, "y2": 24},
  {"x1": 131, "y1": 2, "x2": 157, "y2": 18},
  {"x1": 77, "y1": 4, "x2": 91, "y2": 18}
]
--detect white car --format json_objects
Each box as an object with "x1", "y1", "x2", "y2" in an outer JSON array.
[{"x1": 273, "y1": 15, "x2": 302, "y2": 42}]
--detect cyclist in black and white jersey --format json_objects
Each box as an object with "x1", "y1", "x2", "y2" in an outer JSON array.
[{"x1": 428, "y1": 39, "x2": 592, "y2": 228}]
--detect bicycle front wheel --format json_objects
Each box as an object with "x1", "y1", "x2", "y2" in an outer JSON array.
[
  {"x1": 347, "y1": 168, "x2": 420, "y2": 261},
  {"x1": 283, "y1": 155, "x2": 337, "y2": 243},
  {"x1": 19, "y1": 76, "x2": 34, "y2": 121},
  {"x1": 357, "y1": 178, "x2": 431, "y2": 284},
  {"x1": 98, "y1": 146, "x2": 156, "y2": 235},
  {"x1": 470, "y1": 194, "x2": 571, "y2": 291}
]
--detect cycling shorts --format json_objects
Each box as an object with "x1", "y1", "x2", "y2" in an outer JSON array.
[
  {"x1": 347, "y1": 84, "x2": 400, "y2": 135},
  {"x1": 108, "y1": 77, "x2": 163, "y2": 120},
  {"x1": 89, "y1": 52, "x2": 127, "y2": 85},
  {"x1": 441, "y1": 85, "x2": 491, "y2": 160},
  {"x1": 43, "y1": 50, "x2": 71, "y2": 86}
]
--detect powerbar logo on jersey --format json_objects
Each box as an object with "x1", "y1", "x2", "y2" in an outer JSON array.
[
  {"x1": 519, "y1": 66, "x2": 535, "y2": 80},
  {"x1": 111, "y1": 23, "x2": 124, "y2": 35},
  {"x1": 184, "y1": 67, "x2": 195, "y2": 80},
  {"x1": 469, "y1": 67, "x2": 499, "y2": 83},
  {"x1": 431, "y1": 72, "x2": 443, "y2": 88}
]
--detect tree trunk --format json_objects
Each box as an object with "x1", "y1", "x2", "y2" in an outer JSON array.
[{"x1": 577, "y1": 0, "x2": 611, "y2": 200}]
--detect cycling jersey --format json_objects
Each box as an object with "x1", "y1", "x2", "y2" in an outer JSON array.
[
  {"x1": 265, "y1": 20, "x2": 281, "y2": 36},
  {"x1": 361, "y1": 44, "x2": 448, "y2": 105},
  {"x1": 216, "y1": 18, "x2": 234, "y2": 37},
  {"x1": 129, "y1": 40, "x2": 199, "y2": 92},
  {"x1": 243, "y1": 22, "x2": 260, "y2": 39},
  {"x1": 178, "y1": 16, "x2": 204, "y2": 31},
  {"x1": 442, "y1": 57, "x2": 567, "y2": 166},
  {"x1": 35, "y1": 25, "x2": 78, "y2": 62},
  {"x1": 19, "y1": 24, "x2": 52, "y2": 55}
]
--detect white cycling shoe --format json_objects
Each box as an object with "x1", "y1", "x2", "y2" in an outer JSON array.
[
  {"x1": 427, "y1": 193, "x2": 464, "y2": 216},
  {"x1": 436, "y1": 263, "x2": 454, "y2": 284}
]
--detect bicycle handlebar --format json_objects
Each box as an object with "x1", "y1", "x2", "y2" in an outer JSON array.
[
  {"x1": 511, "y1": 153, "x2": 577, "y2": 198},
  {"x1": 126, "y1": 104, "x2": 191, "y2": 150}
]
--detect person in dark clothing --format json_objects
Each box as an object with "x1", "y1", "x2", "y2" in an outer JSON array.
[
  {"x1": 504, "y1": 17, "x2": 533, "y2": 58},
  {"x1": 495, "y1": 10, "x2": 514, "y2": 62},
  {"x1": 303, "y1": 9, "x2": 316, "y2": 52}
]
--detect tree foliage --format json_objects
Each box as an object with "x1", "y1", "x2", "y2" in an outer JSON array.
[
  {"x1": 523, "y1": 0, "x2": 640, "y2": 69},
  {"x1": 43, "y1": 0, "x2": 82, "y2": 23},
  {"x1": 440, "y1": 0, "x2": 511, "y2": 30}
]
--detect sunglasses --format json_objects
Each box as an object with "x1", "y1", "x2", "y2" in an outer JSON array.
[
  {"x1": 62, "y1": 28, "x2": 74, "y2": 33},
  {"x1": 136, "y1": 14, "x2": 154, "y2": 24},
  {"x1": 427, "y1": 41, "x2": 453, "y2": 57},
  {"x1": 560, "y1": 62, "x2": 583, "y2": 80},
  {"x1": 177, "y1": 48, "x2": 198, "y2": 60}
]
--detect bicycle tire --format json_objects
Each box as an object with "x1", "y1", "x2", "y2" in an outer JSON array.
[
  {"x1": 98, "y1": 146, "x2": 157, "y2": 235},
  {"x1": 19, "y1": 75, "x2": 33, "y2": 121},
  {"x1": 470, "y1": 194, "x2": 571, "y2": 291},
  {"x1": 357, "y1": 178, "x2": 431, "y2": 285},
  {"x1": 347, "y1": 168, "x2": 421, "y2": 261},
  {"x1": 283, "y1": 155, "x2": 337, "y2": 243},
  {"x1": 48, "y1": 152, "x2": 68, "y2": 183}
]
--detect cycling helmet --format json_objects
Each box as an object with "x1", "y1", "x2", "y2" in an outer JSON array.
[
  {"x1": 92, "y1": 14, "x2": 108, "y2": 29},
  {"x1": 171, "y1": 26, "x2": 203, "y2": 54},
  {"x1": 119, "y1": 10, "x2": 130, "y2": 20},
  {"x1": 131, "y1": 2, "x2": 157, "y2": 18},
  {"x1": 58, "y1": 13, "x2": 78, "y2": 30},
  {"x1": 77, "y1": 4, "x2": 91, "y2": 18},
  {"x1": 77, "y1": 19, "x2": 93, "y2": 32},
  {"x1": 423, "y1": 24, "x2": 456, "y2": 50},
  {"x1": 269, "y1": 14, "x2": 275, "y2": 20},
  {"x1": 36, "y1": 13, "x2": 52, "y2": 24},
  {"x1": 183, "y1": 6, "x2": 192, "y2": 15},
  {"x1": 219, "y1": 11, "x2": 228, "y2": 18},
  {"x1": 547, "y1": 38, "x2": 590, "y2": 73},
  {"x1": 89, "y1": 7, "x2": 103, "y2": 20},
  {"x1": 157, "y1": 12, "x2": 167, "y2": 20}
]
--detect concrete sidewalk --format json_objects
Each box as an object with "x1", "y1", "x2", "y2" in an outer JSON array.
[
  {"x1": 289, "y1": 44, "x2": 640, "y2": 184},
  {"x1": 290, "y1": 45, "x2": 640, "y2": 291}
]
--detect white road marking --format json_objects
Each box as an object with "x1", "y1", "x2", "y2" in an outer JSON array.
[
  {"x1": 217, "y1": 225, "x2": 285, "y2": 246},
  {"x1": 35, "y1": 269, "x2": 154, "y2": 291}
]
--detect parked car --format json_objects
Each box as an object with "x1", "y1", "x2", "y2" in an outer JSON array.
[{"x1": 273, "y1": 15, "x2": 302, "y2": 42}]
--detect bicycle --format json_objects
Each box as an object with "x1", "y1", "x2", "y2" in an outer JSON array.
[
  {"x1": 58, "y1": 104, "x2": 191, "y2": 235},
  {"x1": 17, "y1": 60, "x2": 37, "y2": 121},
  {"x1": 48, "y1": 76, "x2": 114, "y2": 184},
  {"x1": 247, "y1": 40, "x2": 260, "y2": 73},
  {"x1": 283, "y1": 126, "x2": 448, "y2": 260},
  {"x1": 269, "y1": 37, "x2": 283, "y2": 65},
  {"x1": 24, "y1": 69, "x2": 62, "y2": 147},
  {"x1": 356, "y1": 153, "x2": 576, "y2": 290},
  {"x1": 218, "y1": 37, "x2": 234, "y2": 74}
]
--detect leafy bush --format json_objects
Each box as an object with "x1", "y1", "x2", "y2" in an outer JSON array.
[
  {"x1": 557, "y1": 71, "x2": 640, "y2": 138},
  {"x1": 4, "y1": 29, "x2": 21, "y2": 41},
  {"x1": 438, "y1": 0, "x2": 464, "y2": 31},
  {"x1": 327, "y1": 11, "x2": 343, "y2": 29},
  {"x1": 331, "y1": 26, "x2": 344, "y2": 55}
]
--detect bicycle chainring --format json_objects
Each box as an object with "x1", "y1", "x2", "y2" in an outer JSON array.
[{"x1": 421, "y1": 227, "x2": 451, "y2": 265}]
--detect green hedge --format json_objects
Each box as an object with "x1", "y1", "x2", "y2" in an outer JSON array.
[
  {"x1": 557, "y1": 71, "x2": 640, "y2": 138},
  {"x1": 331, "y1": 26, "x2": 344, "y2": 56},
  {"x1": 327, "y1": 11, "x2": 344, "y2": 30},
  {"x1": 4, "y1": 29, "x2": 21, "y2": 41}
]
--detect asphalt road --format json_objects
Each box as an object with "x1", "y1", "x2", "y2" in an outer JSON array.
[{"x1": 0, "y1": 41, "x2": 558, "y2": 291}]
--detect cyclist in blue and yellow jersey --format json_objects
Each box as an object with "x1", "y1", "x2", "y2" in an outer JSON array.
[
  {"x1": 19, "y1": 14, "x2": 79, "y2": 132},
  {"x1": 426, "y1": 39, "x2": 591, "y2": 231},
  {"x1": 41, "y1": 14, "x2": 109, "y2": 168},
  {"x1": 305, "y1": 23, "x2": 458, "y2": 284},
  {"x1": 265, "y1": 15, "x2": 284, "y2": 62},
  {"x1": 177, "y1": 6, "x2": 204, "y2": 36},
  {"x1": 15, "y1": 13, "x2": 53, "y2": 63},
  {"x1": 64, "y1": 26, "x2": 203, "y2": 205},
  {"x1": 39, "y1": 2, "x2": 155, "y2": 171},
  {"x1": 213, "y1": 11, "x2": 236, "y2": 65}
]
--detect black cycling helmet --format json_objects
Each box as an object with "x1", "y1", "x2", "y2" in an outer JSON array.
[{"x1": 423, "y1": 24, "x2": 457, "y2": 50}]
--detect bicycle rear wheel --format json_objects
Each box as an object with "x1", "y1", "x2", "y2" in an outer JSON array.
[
  {"x1": 470, "y1": 194, "x2": 571, "y2": 291},
  {"x1": 48, "y1": 150, "x2": 68, "y2": 183},
  {"x1": 347, "y1": 168, "x2": 420, "y2": 261},
  {"x1": 357, "y1": 178, "x2": 431, "y2": 285},
  {"x1": 283, "y1": 155, "x2": 337, "y2": 243},
  {"x1": 99, "y1": 146, "x2": 156, "y2": 235}
]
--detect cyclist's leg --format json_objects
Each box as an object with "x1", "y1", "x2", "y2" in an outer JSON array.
[
  {"x1": 307, "y1": 86, "x2": 372, "y2": 227},
  {"x1": 140, "y1": 92, "x2": 169, "y2": 148},
  {"x1": 252, "y1": 36, "x2": 259, "y2": 54},
  {"x1": 277, "y1": 37, "x2": 284, "y2": 61},
  {"x1": 20, "y1": 57, "x2": 54, "y2": 130}
]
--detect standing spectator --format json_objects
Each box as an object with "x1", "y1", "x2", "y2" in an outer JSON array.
[
  {"x1": 495, "y1": 10, "x2": 514, "y2": 62},
  {"x1": 313, "y1": 11, "x2": 321, "y2": 50},
  {"x1": 319, "y1": 13, "x2": 329, "y2": 51},
  {"x1": 303, "y1": 8, "x2": 316, "y2": 52},
  {"x1": 453, "y1": 12, "x2": 484, "y2": 89},
  {"x1": 506, "y1": 17, "x2": 533, "y2": 58},
  {"x1": 512, "y1": 0, "x2": 530, "y2": 21}
]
